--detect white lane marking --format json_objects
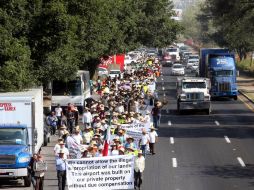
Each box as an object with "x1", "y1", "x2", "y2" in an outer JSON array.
[
  {"x1": 233, "y1": 148, "x2": 236, "y2": 151},
  {"x1": 163, "y1": 93, "x2": 166, "y2": 97},
  {"x1": 170, "y1": 137, "x2": 174, "y2": 144},
  {"x1": 172, "y1": 158, "x2": 178, "y2": 168},
  {"x1": 172, "y1": 150, "x2": 175, "y2": 153},
  {"x1": 215, "y1": 121, "x2": 220, "y2": 126},
  {"x1": 168, "y1": 121, "x2": 172, "y2": 126},
  {"x1": 237, "y1": 157, "x2": 246, "y2": 167},
  {"x1": 224, "y1": 136, "x2": 231, "y2": 143},
  {"x1": 166, "y1": 109, "x2": 169, "y2": 113},
  {"x1": 161, "y1": 78, "x2": 164, "y2": 81},
  {"x1": 162, "y1": 87, "x2": 165, "y2": 90}
]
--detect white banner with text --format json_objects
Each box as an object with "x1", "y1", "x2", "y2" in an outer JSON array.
[{"x1": 66, "y1": 155, "x2": 135, "y2": 190}]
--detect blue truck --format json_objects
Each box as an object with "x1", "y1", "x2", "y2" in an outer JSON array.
[
  {"x1": 0, "y1": 88, "x2": 44, "y2": 187},
  {"x1": 199, "y1": 49, "x2": 238, "y2": 100}
]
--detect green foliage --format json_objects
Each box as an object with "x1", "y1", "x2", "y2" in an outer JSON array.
[
  {"x1": 198, "y1": 0, "x2": 254, "y2": 59},
  {"x1": 0, "y1": 0, "x2": 182, "y2": 91}
]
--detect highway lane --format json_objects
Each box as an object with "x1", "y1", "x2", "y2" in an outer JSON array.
[
  {"x1": 2, "y1": 66, "x2": 254, "y2": 190},
  {"x1": 143, "y1": 66, "x2": 254, "y2": 190}
]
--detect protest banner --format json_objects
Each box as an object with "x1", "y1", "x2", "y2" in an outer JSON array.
[
  {"x1": 66, "y1": 155, "x2": 135, "y2": 190},
  {"x1": 121, "y1": 122, "x2": 150, "y2": 132},
  {"x1": 125, "y1": 129, "x2": 142, "y2": 147}
]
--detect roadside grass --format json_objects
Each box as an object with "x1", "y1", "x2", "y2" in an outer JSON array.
[{"x1": 237, "y1": 58, "x2": 254, "y2": 74}]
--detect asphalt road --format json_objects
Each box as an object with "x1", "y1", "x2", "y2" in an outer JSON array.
[
  {"x1": 2, "y1": 66, "x2": 254, "y2": 190},
  {"x1": 142, "y1": 66, "x2": 254, "y2": 190}
]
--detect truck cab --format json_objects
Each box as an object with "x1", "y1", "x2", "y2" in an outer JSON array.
[
  {"x1": 0, "y1": 125, "x2": 32, "y2": 186},
  {"x1": 199, "y1": 49, "x2": 238, "y2": 100},
  {"x1": 176, "y1": 77, "x2": 211, "y2": 114}
]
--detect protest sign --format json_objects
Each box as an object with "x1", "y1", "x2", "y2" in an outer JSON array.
[
  {"x1": 66, "y1": 155, "x2": 135, "y2": 190},
  {"x1": 121, "y1": 122, "x2": 150, "y2": 132},
  {"x1": 125, "y1": 129, "x2": 142, "y2": 147}
]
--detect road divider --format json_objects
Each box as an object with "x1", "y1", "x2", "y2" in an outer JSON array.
[
  {"x1": 172, "y1": 158, "x2": 178, "y2": 168},
  {"x1": 224, "y1": 136, "x2": 231, "y2": 143},
  {"x1": 170, "y1": 137, "x2": 174, "y2": 144},
  {"x1": 215, "y1": 121, "x2": 220, "y2": 126},
  {"x1": 237, "y1": 157, "x2": 246, "y2": 167}
]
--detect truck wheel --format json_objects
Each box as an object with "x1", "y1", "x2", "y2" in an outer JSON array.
[
  {"x1": 24, "y1": 173, "x2": 31, "y2": 187},
  {"x1": 233, "y1": 96, "x2": 238, "y2": 100}
]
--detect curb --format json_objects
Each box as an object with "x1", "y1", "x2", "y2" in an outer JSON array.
[{"x1": 238, "y1": 90, "x2": 254, "y2": 104}]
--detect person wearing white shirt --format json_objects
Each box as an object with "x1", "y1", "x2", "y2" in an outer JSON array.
[
  {"x1": 72, "y1": 129, "x2": 83, "y2": 145},
  {"x1": 82, "y1": 108, "x2": 93, "y2": 127},
  {"x1": 139, "y1": 130, "x2": 150, "y2": 157},
  {"x1": 54, "y1": 141, "x2": 69, "y2": 159},
  {"x1": 55, "y1": 104, "x2": 63, "y2": 127},
  {"x1": 148, "y1": 127, "x2": 158, "y2": 155},
  {"x1": 134, "y1": 150, "x2": 145, "y2": 190}
]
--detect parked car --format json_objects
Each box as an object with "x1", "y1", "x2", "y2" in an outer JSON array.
[{"x1": 171, "y1": 64, "x2": 185, "y2": 76}]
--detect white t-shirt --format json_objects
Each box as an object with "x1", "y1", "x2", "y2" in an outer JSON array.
[
  {"x1": 149, "y1": 131, "x2": 158, "y2": 143},
  {"x1": 54, "y1": 146, "x2": 69, "y2": 159},
  {"x1": 72, "y1": 134, "x2": 83, "y2": 145},
  {"x1": 140, "y1": 134, "x2": 150, "y2": 145},
  {"x1": 55, "y1": 107, "x2": 62, "y2": 117},
  {"x1": 83, "y1": 112, "x2": 93, "y2": 123}
]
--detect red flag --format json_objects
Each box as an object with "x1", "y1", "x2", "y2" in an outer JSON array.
[{"x1": 102, "y1": 126, "x2": 111, "y2": 156}]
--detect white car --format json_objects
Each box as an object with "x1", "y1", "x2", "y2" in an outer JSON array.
[
  {"x1": 124, "y1": 55, "x2": 136, "y2": 66},
  {"x1": 171, "y1": 64, "x2": 185, "y2": 76},
  {"x1": 98, "y1": 67, "x2": 108, "y2": 77},
  {"x1": 187, "y1": 59, "x2": 199, "y2": 69}
]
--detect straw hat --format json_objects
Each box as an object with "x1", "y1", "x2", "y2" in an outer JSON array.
[{"x1": 126, "y1": 136, "x2": 134, "y2": 141}]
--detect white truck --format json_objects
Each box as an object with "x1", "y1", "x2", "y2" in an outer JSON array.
[
  {"x1": 176, "y1": 77, "x2": 211, "y2": 114},
  {"x1": 51, "y1": 70, "x2": 91, "y2": 113},
  {"x1": 0, "y1": 88, "x2": 44, "y2": 187}
]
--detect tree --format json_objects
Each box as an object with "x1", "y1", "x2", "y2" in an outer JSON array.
[
  {"x1": 198, "y1": 0, "x2": 254, "y2": 59},
  {"x1": 0, "y1": 0, "x2": 35, "y2": 91}
]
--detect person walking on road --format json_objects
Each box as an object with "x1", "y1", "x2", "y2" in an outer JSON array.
[
  {"x1": 134, "y1": 150, "x2": 145, "y2": 190},
  {"x1": 148, "y1": 126, "x2": 158, "y2": 155},
  {"x1": 47, "y1": 111, "x2": 58, "y2": 136},
  {"x1": 151, "y1": 101, "x2": 163, "y2": 128},
  {"x1": 33, "y1": 155, "x2": 47, "y2": 190},
  {"x1": 66, "y1": 108, "x2": 75, "y2": 134},
  {"x1": 139, "y1": 129, "x2": 150, "y2": 158},
  {"x1": 56, "y1": 149, "x2": 67, "y2": 190},
  {"x1": 55, "y1": 104, "x2": 63, "y2": 128}
]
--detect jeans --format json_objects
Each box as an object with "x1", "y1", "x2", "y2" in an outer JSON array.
[
  {"x1": 57, "y1": 170, "x2": 66, "y2": 190},
  {"x1": 67, "y1": 119, "x2": 75, "y2": 134},
  {"x1": 149, "y1": 143, "x2": 155, "y2": 154},
  {"x1": 35, "y1": 176, "x2": 44, "y2": 190},
  {"x1": 153, "y1": 115, "x2": 159, "y2": 128},
  {"x1": 140, "y1": 145, "x2": 147, "y2": 158},
  {"x1": 134, "y1": 170, "x2": 143, "y2": 188}
]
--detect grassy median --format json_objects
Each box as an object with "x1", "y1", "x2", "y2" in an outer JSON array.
[{"x1": 237, "y1": 58, "x2": 254, "y2": 74}]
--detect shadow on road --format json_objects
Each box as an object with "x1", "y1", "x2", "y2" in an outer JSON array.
[
  {"x1": 158, "y1": 125, "x2": 254, "y2": 139},
  {"x1": 201, "y1": 164, "x2": 254, "y2": 180},
  {"x1": 0, "y1": 179, "x2": 24, "y2": 189}
]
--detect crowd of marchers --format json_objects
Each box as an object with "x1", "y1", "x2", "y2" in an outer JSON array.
[{"x1": 42, "y1": 57, "x2": 165, "y2": 190}]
